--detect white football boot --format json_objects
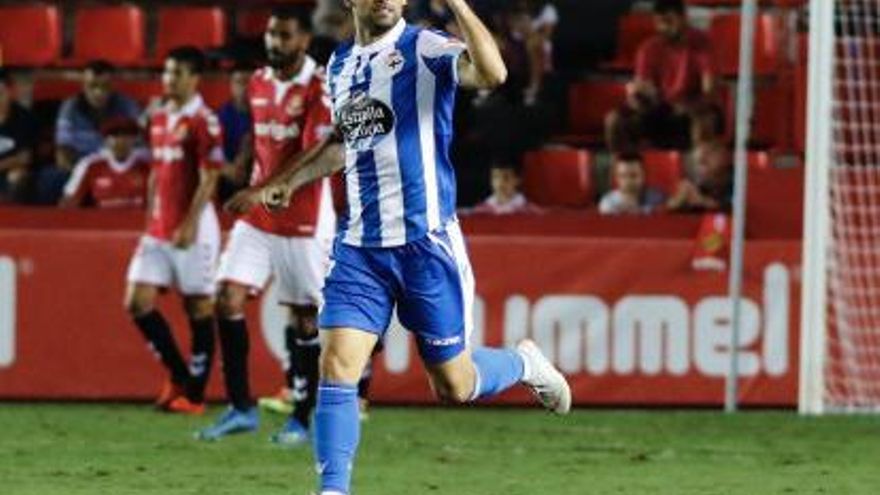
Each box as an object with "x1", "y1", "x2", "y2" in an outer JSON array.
[{"x1": 517, "y1": 339, "x2": 572, "y2": 415}]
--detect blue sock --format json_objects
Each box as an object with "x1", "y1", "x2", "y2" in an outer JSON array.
[
  {"x1": 313, "y1": 382, "x2": 359, "y2": 494},
  {"x1": 470, "y1": 347, "x2": 525, "y2": 400}
]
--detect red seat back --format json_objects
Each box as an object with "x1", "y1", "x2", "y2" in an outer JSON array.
[
  {"x1": 568, "y1": 81, "x2": 626, "y2": 137},
  {"x1": 642, "y1": 150, "x2": 684, "y2": 196},
  {"x1": 156, "y1": 7, "x2": 227, "y2": 60},
  {"x1": 746, "y1": 163, "x2": 804, "y2": 238},
  {"x1": 237, "y1": 9, "x2": 271, "y2": 38},
  {"x1": 610, "y1": 13, "x2": 656, "y2": 70},
  {"x1": 523, "y1": 149, "x2": 593, "y2": 207},
  {"x1": 0, "y1": 5, "x2": 61, "y2": 66},
  {"x1": 199, "y1": 77, "x2": 231, "y2": 110},
  {"x1": 73, "y1": 6, "x2": 145, "y2": 65},
  {"x1": 710, "y1": 13, "x2": 781, "y2": 76}
]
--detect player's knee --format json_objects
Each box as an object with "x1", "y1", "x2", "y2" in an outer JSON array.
[
  {"x1": 215, "y1": 284, "x2": 245, "y2": 319},
  {"x1": 320, "y1": 346, "x2": 363, "y2": 384},
  {"x1": 186, "y1": 297, "x2": 214, "y2": 320},
  {"x1": 430, "y1": 373, "x2": 474, "y2": 405},
  {"x1": 124, "y1": 290, "x2": 154, "y2": 317}
]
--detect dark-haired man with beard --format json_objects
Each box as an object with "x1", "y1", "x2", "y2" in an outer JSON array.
[{"x1": 197, "y1": 7, "x2": 346, "y2": 443}]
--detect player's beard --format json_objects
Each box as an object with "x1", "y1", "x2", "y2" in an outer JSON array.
[{"x1": 268, "y1": 49, "x2": 303, "y2": 72}]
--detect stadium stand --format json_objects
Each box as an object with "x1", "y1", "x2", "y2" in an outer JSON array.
[
  {"x1": 709, "y1": 12, "x2": 782, "y2": 76},
  {"x1": 71, "y1": 6, "x2": 146, "y2": 66},
  {"x1": 0, "y1": 5, "x2": 61, "y2": 66},
  {"x1": 155, "y1": 7, "x2": 228, "y2": 61},
  {"x1": 522, "y1": 149, "x2": 593, "y2": 208},
  {"x1": 603, "y1": 12, "x2": 655, "y2": 71}
]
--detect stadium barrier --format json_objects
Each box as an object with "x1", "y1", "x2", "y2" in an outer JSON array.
[{"x1": 0, "y1": 209, "x2": 800, "y2": 406}]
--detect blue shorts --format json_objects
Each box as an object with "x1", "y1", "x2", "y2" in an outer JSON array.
[{"x1": 318, "y1": 221, "x2": 475, "y2": 365}]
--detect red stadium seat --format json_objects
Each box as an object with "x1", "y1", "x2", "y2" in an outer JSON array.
[
  {"x1": 156, "y1": 7, "x2": 227, "y2": 61},
  {"x1": 562, "y1": 81, "x2": 627, "y2": 145},
  {"x1": 710, "y1": 13, "x2": 782, "y2": 76},
  {"x1": 236, "y1": 9, "x2": 271, "y2": 38},
  {"x1": 0, "y1": 5, "x2": 61, "y2": 66},
  {"x1": 642, "y1": 150, "x2": 684, "y2": 195},
  {"x1": 72, "y1": 6, "x2": 145, "y2": 66},
  {"x1": 605, "y1": 13, "x2": 656, "y2": 71},
  {"x1": 730, "y1": 80, "x2": 793, "y2": 149},
  {"x1": 747, "y1": 163, "x2": 804, "y2": 238},
  {"x1": 199, "y1": 77, "x2": 231, "y2": 110},
  {"x1": 523, "y1": 149, "x2": 593, "y2": 208}
]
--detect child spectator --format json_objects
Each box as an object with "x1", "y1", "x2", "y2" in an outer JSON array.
[
  {"x1": 667, "y1": 140, "x2": 733, "y2": 213},
  {"x1": 0, "y1": 69, "x2": 38, "y2": 203},
  {"x1": 605, "y1": 0, "x2": 721, "y2": 153},
  {"x1": 60, "y1": 117, "x2": 150, "y2": 209},
  {"x1": 472, "y1": 163, "x2": 539, "y2": 215},
  {"x1": 599, "y1": 152, "x2": 665, "y2": 215}
]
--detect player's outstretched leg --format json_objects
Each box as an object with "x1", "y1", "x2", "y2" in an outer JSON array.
[
  {"x1": 271, "y1": 307, "x2": 320, "y2": 447},
  {"x1": 313, "y1": 328, "x2": 378, "y2": 495},
  {"x1": 196, "y1": 283, "x2": 258, "y2": 440},
  {"x1": 125, "y1": 283, "x2": 191, "y2": 411},
  {"x1": 428, "y1": 343, "x2": 571, "y2": 415}
]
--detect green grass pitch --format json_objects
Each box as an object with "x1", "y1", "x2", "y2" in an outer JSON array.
[{"x1": 2, "y1": 404, "x2": 879, "y2": 494}]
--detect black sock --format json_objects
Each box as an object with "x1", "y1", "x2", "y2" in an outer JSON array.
[
  {"x1": 187, "y1": 317, "x2": 215, "y2": 403},
  {"x1": 290, "y1": 331, "x2": 320, "y2": 428},
  {"x1": 217, "y1": 317, "x2": 253, "y2": 411},
  {"x1": 284, "y1": 325, "x2": 297, "y2": 390},
  {"x1": 358, "y1": 358, "x2": 373, "y2": 401},
  {"x1": 133, "y1": 310, "x2": 190, "y2": 386}
]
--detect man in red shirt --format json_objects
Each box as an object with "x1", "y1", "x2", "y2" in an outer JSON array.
[
  {"x1": 196, "y1": 8, "x2": 340, "y2": 443},
  {"x1": 124, "y1": 47, "x2": 223, "y2": 415},
  {"x1": 605, "y1": 0, "x2": 721, "y2": 153},
  {"x1": 60, "y1": 117, "x2": 150, "y2": 209}
]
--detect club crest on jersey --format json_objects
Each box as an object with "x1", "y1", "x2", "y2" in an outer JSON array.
[
  {"x1": 286, "y1": 94, "x2": 305, "y2": 117},
  {"x1": 385, "y1": 49, "x2": 405, "y2": 75},
  {"x1": 336, "y1": 91, "x2": 396, "y2": 152}
]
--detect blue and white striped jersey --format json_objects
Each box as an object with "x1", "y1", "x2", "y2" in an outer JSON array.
[{"x1": 327, "y1": 20, "x2": 466, "y2": 247}]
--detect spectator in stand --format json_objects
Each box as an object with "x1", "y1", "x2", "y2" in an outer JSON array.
[
  {"x1": 599, "y1": 152, "x2": 665, "y2": 215},
  {"x1": 55, "y1": 61, "x2": 141, "y2": 172},
  {"x1": 524, "y1": 0, "x2": 558, "y2": 106},
  {"x1": 216, "y1": 68, "x2": 252, "y2": 201},
  {"x1": 472, "y1": 163, "x2": 539, "y2": 215},
  {"x1": 667, "y1": 140, "x2": 733, "y2": 213},
  {"x1": 605, "y1": 0, "x2": 721, "y2": 154},
  {"x1": 60, "y1": 117, "x2": 150, "y2": 209},
  {"x1": 0, "y1": 69, "x2": 38, "y2": 203}
]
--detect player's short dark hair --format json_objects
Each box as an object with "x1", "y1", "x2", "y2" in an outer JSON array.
[
  {"x1": 653, "y1": 0, "x2": 686, "y2": 15},
  {"x1": 616, "y1": 152, "x2": 644, "y2": 165},
  {"x1": 270, "y1": 5, "x2": 313, "y2": 32},
  {"x1": 166, "y1": 46, "x2": 206, "y2": 75},
  {"x1": 85, "y1": 59, "x2": 116, "y2": 75}
]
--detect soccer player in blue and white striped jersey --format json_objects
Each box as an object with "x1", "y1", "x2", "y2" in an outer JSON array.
[{"x1": 227, "y1": 1, "x2": 572, "y2": 493}]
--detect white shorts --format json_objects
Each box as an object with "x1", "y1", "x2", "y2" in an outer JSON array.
[
  {"x1": 215, "y1": 220, "x2": 331, "y2": 306},
  {"x1": 126, "y1": 207, "x2": 221, "y2": 296}
]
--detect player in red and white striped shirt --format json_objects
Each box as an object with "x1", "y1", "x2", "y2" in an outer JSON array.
[
  {"x1": 124, "y1": 47, "x2": 223, "y2": 415},
  {"x1": 197, "y1": 7, "x2": 344, "y2": 443}
]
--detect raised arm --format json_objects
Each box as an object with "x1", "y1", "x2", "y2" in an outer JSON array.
[{"x1": 446, "y1": 0, "x2": 508, "y2": 89}]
